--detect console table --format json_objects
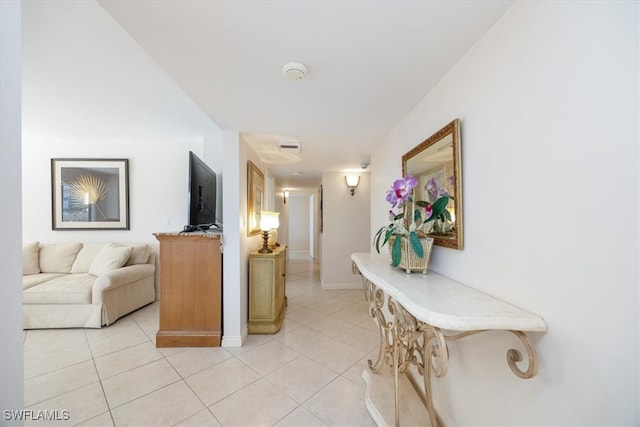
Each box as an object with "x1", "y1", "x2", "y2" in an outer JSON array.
[
  {"x1": 154, "y1": 232, "x2": 223, "y2": 347},
  {"x1": 351, "y1": 252, "x2": 547, "y2": 426}
]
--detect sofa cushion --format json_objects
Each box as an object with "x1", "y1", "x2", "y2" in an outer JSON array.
[
  {"x1": 23, "y1": 273, "x2": 65, "y2": 290},
  {"x1": 39, "y1": 242, "x2": 82, "y2": 273},
  {"x1": 122, "y1": 244, "x2": 151, "y2": 266},
  {"x1": 23, "y1": 242, "x2": 40, "y2": 275},
  {"x1": 89, "y1": 244, "x2": 133, "y2": 276},
  {"x1": 23, "y1": 274, "x2": 95, "y2": 304},
  {"x1": 71, "y1": 243, "x2": 106, "y2": 273}
]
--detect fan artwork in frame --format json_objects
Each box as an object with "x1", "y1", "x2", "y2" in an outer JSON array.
[{"x1": 51, "y1": 158, "x2": 130, "y2": 230}]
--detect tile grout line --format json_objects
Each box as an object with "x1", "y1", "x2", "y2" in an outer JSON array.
[
  {"x1": 98, "y1": 313, "x2": 187, "y2": 425},
  {"x1": 83, "y1": 327, "x2": 117, "y2": 427},
  {"x1": 24, "y1": 257, "x2": 374, "y2": 426}
]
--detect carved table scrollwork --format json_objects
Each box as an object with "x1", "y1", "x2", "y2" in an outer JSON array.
[{"x1": 352, "y1": 253, "x2": 547, "y2": 426}]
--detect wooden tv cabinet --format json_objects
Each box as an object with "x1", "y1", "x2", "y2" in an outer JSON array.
[{"x1": 153, "y1": 232, "x2": 222, "y2": 347}]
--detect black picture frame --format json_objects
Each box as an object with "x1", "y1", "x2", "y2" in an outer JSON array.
[{"x1": 51, "y1": 158, "x2": 130, "y2": 230}]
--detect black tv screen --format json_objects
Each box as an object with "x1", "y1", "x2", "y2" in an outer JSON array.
[{"x1": 188, "y1": 151, "x2": 217, "y2": 227}]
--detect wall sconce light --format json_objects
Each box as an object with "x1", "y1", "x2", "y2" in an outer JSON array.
[
  {"x1": 259, "y1": 211, "x2": 280, "y2": 253},
  {"x1": 283, "y1": 189, "x2": 289, "y2": 204},
  {"x1": 345, "y1": 175, "x2": 360, "y2": 196}
]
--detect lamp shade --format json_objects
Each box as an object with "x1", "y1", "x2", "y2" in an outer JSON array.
[
  {"x1": 259, "y1": 211, "x2": 280, "y2": 231},
  {"x1": 345, "y1": 175, "x2": 360, "y2": 187}
]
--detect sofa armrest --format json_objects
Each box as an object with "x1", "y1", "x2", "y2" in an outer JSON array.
[{"x1": 93, "y1": 264, "x2": 155, "y2": 301}]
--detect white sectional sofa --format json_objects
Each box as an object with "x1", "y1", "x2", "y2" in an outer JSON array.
[{"x1": 22, "y1": 242, "x2": 156, "y2": 329}]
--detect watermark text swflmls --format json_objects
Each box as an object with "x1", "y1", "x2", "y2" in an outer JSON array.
[{"x1": 3, "y1": 409, "x2": 70, "y2": 421}]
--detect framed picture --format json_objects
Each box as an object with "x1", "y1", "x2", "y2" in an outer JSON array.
[
  {"x1": 51, "y1": 158, "x2": 130, "y2": 230},
  {"x1": 247, "y1": 160, "x2": 264, "y2": 236},
  {"x1": 319, "y1": 184, "x2": 323, "y2": 233}
]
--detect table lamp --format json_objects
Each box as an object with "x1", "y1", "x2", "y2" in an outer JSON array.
[{"x1": 259, "y1": 211, "x2": 280, "y2": 253}]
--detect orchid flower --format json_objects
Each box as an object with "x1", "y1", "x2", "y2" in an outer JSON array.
[
  {"x1": 385, "y1": 175, "x2": 418, "y2": 208},
  {"x1": 375, "y1": 174, "x2": 450, "y2": 268},
  {"x1": 425, "y1": 178, "x2": 448, "y2": 202},
  {"x1": 423, "y1": 203, "x2": 433, "y2": 218}
]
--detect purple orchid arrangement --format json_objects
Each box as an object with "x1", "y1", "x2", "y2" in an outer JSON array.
[{"x1": 375, "y1": 174, "x2": 451, "y2": 267}]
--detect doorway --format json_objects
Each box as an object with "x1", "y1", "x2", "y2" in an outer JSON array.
[{"x1": 287, "y1": 193, "x2": 316, "y2": 258}]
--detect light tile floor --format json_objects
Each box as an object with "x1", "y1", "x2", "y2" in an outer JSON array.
[{"x1": 23, "y1": 253, "x2": 381, "y2": 426}]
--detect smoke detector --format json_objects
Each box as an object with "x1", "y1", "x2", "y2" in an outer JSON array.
[{"x1": 282, "y1": 61, "x2": 308, "y2": 81}]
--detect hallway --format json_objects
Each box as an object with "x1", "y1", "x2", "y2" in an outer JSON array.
[{"x1": 23, "y1": 252, "x2": 378, "y2": 426}]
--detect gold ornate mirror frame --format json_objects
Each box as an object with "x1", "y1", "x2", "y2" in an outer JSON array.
[
  {"x1": 402, "y1": 119, "x2": 463, "y2": 250},
  {"x1": 247, "y1": 160, "x2": 264, "y2": 236}
]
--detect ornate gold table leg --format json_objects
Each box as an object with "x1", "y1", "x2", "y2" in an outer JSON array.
[
  {"x1": 361, "y1": 275, "x2": 392, "y2": 372},
  {"x1": 392, "y1": 321, "x2": 401, "y2": 426},
  {"x1": 389, "y1": 298, "x2": 425, "y2": 426},
  {"x1": 506, "y1": 330, "x2": 539, "y2": 379},
  {"x1": 419, "y1": 324, "x2": 449, "y2": 427},
  {"x1": 352, "y1": 261, "x2": 541, "y2": 427}
]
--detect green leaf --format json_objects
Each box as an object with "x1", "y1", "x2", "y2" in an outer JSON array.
[
  {"x1": 374, "y1": 226, "x2": 394, "y2": 253},
  {"x1": 426, "y1": 196, "x2": 450, "y2": 221},
  {"x1": 374, "y1": 229, "x2": 383, "y2": 253},
  {"x1": 413, "y1": 208, "x2": 421, "y2": 223},
  {"x1": 408, "y1": 231, "x2": 424, "y2": 258},
  {"x1": 391, "y1": 235, "x2": 402, "y2": 267},
  {"x1": 383, "y1": 229, "x2": 394, "y2": 247}
]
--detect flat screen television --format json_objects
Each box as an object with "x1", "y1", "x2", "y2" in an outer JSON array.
[{"x1": 187, "y1": 151, "x2": 219, "y2": 228}]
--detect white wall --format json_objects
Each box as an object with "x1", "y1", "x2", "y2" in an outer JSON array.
[
  {"x1": 221, "y1": 131, "x2": 243, "y2": 346},
  {"x1": 288, "y1": 195, "x2": 311, "y2": 253},
  {"x1": 371, "y1": 1, "x2": 639, "y2": 424},
  {"x1": 272, "y1": 188, "x2": 318, "y2": 257},
  {"x1": 22, "y1": 137, "x2": 219, "y2": 242},
  {"x1": 223, "y1": 135, "x2": 275, "y2": 345},
  {"x1": 322, "y1": 172, "x2": 370, "y2": 288},
  {"x1": 22, "y1": 1, "x2": 223, "y2": 246},
  {"x1": 0, "y1": 1, "x2": 24, "y2": 423}
]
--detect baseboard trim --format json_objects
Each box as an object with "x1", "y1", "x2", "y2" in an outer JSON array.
[{"x1": 221, "y1": 325, "x2": 248, "y2": 347}]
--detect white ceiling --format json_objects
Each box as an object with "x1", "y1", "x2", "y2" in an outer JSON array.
[{"x1": 98, "y1": 0, "x2": 512, "y2": 190}]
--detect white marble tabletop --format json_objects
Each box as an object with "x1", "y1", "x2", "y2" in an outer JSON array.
[{"x1": 351, "y1": 252, "x2": 547, "y2": 332}]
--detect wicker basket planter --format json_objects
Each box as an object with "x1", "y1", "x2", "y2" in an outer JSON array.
[{"x1": 388, "y1": 235, "x2": 434, "y2": 274}]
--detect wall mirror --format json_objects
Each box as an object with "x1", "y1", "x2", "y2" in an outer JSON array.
[{"x1": 402, "y1": 118, "x2": 463, "y2": 250}]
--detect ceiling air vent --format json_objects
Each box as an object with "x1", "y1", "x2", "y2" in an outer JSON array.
[{"x1": 279, "y1": 142, "x2": 301, "y2": 154}]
